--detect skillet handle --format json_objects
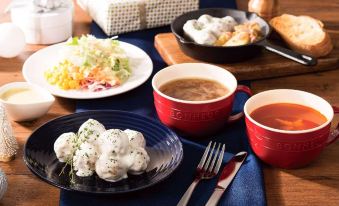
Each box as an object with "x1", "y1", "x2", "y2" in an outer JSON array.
[
  {"x1": 177, "y1": 36, "x2": 194, "y2": 44},
  {"x1": 258, "y1": 40, "x2": 317, "y2": 66}
]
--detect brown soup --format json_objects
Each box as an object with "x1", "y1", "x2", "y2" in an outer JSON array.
[
  {"x1": 159, "y1": 78, "x2": 228, "y2": 101},
  {"x1": 250, "y1": 103, "x2": 327, "y2": 131}
]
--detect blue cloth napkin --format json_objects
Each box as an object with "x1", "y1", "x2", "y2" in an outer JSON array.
[{"x1": 60, "y1": 0, "x2": 266, "y2": 205}]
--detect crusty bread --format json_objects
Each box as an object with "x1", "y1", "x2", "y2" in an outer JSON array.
[{"x1": 269, "y1": 14, "x2": 333, "y2": 57}]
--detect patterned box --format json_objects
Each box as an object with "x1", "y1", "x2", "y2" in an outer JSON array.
[{"x1": 77, "y1": 0, "x2": 199, "y2": 35}]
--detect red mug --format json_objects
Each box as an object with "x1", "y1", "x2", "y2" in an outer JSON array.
[
  {"x1": 152, "y1": 63, "x2": 252, "y2": 137},
  {"x1": 244, "y1": 89, "x2": 339, "y2": 169}
]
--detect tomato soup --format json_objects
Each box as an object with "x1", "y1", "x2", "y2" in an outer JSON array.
[{"x1": 250, "y1": 103, "x2": 327, "y2": 131}]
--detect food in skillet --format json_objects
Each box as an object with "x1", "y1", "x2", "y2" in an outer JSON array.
[
  {"x1": 44, "y1": 35, "x2": 131, "y2": 92},
  {"x1": 54, "y1": 119, "x2": 150, "y2": 182},
  {"x1": 183, "y1": 14, "x2": 263, "y2": 46}
]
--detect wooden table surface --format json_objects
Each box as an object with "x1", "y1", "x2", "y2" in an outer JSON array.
[{"x1": 0, "y1": 0, "x2": 338, "y2": 205}]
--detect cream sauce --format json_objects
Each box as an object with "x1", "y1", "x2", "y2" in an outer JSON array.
[{"x1": 0, "y1": 88, "x2": 46, "y2": 104}]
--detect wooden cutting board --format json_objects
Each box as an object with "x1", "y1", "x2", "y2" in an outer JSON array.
[{"x1": 154, "y1": 33, "x2": 339, "y2": 80}]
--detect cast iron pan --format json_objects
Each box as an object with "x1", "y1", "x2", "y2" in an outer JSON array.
[{"x1": 171, "y1": 8, "x2": 317, "y2": 65}]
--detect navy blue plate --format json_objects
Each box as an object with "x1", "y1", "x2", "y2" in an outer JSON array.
[{"x1": 24, "y1": 110, "x2": 183, "y2": 194}]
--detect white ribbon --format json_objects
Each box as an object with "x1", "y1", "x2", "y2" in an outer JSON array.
[{"x1": 137, "y1": 0, "x2": 147, "y2": 29}]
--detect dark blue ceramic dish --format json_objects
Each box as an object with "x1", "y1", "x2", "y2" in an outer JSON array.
[{"x1": 24, "y1": 110, "x2": 183, "y2": 194}]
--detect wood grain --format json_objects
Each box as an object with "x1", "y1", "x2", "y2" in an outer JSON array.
[
  {"x1": 237, "y1": 0, "x2": 339, "y2": 205},
  {"x1": 0, "y1": 0, "x2": 338, "y2": 206},
  {"x1": 154, "y1": 33, "x2": 339, "y2": 80},
  {"x1": 0, "y1": 1, "x2": 89, "y2": 205}
]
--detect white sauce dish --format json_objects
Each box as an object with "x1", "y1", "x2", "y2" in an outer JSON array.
[{"x1": 0, "y1": 82, "x2": 55, "y2": 121}]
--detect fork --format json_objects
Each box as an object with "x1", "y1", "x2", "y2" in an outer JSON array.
[{"x1": 177, "y1": 141, "x2": 225, "y2": 206}]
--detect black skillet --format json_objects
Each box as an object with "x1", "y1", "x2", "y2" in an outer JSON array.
[{"x1": 171, "y1": 8, "x2": 317, "y2": 65}]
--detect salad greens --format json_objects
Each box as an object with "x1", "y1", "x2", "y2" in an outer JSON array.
[{"x1": 45, "y1": 35, "x2": 131, "y2": 91}]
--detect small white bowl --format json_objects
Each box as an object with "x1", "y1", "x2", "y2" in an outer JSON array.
[{"x1": 0, "y1": 82, "x2": 55, "y2": 122}]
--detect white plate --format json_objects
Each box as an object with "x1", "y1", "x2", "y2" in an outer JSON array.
[{"x1": 23, "y1": 42, "x2": 153, "y2": 99}]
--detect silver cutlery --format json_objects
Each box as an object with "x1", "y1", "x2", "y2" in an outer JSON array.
[
  {"x1": 205, "y1": 151, "x2": 248, "y2": 206},
  {"x1": 177, "y1": 141, "x2": 225, "y2": 206}
]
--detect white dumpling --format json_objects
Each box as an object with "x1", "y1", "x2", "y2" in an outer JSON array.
[
  {"x1": 183, "y1": 15, "x2": 239, "y2": 46},
  {"x1": 54, "y1": 132, "x2": 78, "y2": 162},
  {"x1": 196, "y1": 31, "x2": 217, "y2": 45},
  {"x1": 205, "y1": 21, "x2": 225, "y2": 37},
  {"x1": 78, "y1": 119, "x2": 106, "y2": 144},
  {"x1": 98, "y1": 129, "x2": 130, "y2": 155},
  {"x1": 183, "y1": 20, "x2": 217, "y2": 45},
  {"x1": 204, "y1": 16, "x2": 237, "y2": 37},
  {"x1": 197, "y1": 14, "x2": 214, "y2": 25},
  {"x1": 124, "y1": 129, "x2": 146, "y2": 148},
  {"x1": 206, "y1": 20, "x2": 233, "y2": 37},
  {"x1": 221, "y1": 16, "x2": 237, "y2": 28},
  {"x1": 127, "y1": 147, "x2": 150, "y2": 175},
  {"x1": 184, "y1": 19, "x2": 204, "y2": 31},
  {"x1": 54, "y1": 118, "x2": 151, "y2": 182},
  {"x1": 73, "y1": 142, "x2": 99, "y2": 177},
  {"x1": 95, "y1": 154, "x2": 128, "y2": 182}
]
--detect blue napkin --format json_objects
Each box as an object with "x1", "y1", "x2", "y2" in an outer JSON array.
[{"x1": 60, "y1": 0, "x2": 266, "y2": 205}]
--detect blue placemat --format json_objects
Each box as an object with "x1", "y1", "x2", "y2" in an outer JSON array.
[{"x1": 60, "y1": 1, "x2": 266, "y2": 205}]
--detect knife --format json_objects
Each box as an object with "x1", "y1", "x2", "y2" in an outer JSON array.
[{"x1": 205, "y1": 151, "x2": 248, "y2": 206}]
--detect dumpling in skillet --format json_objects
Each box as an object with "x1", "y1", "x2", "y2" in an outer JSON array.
[{"x1": 183, "y1": 19, "x2": 217, "y2": 45}]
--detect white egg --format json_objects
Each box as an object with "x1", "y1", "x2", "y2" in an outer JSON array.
[
  {"x1": 98, "y1": 129, "x2": 130, "y2": 155},
  {"x1": 127, "y1": 147, "x2": 150, "y2": 175},
  {"x1": 54, "y1": 132, "x2": 78, "y2": 162},
  {"x1": 124, "y1": 129, "x2": 146, "y2": 148},
  {"x1": 73, "y1": 142, "x2": 99, "y2": 177},
  {"x1": 78, "y1": 119, "x2": 106, "y2": 145},
  {"x1": 0, "y1": 23, "x2": 25, "y2": 58},
  {"x1": 95, "y1": 154, "x2": 128, "y2": 182}
]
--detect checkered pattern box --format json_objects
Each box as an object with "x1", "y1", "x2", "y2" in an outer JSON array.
[{"x1": 77, "y1": 0, "x2": 199, "y2": 36}]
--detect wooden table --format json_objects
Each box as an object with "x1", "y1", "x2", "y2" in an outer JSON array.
[{"x1": 0, "y1": 0, "x2": 338, "y2": 205}]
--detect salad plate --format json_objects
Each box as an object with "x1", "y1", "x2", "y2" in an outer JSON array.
[
  {"x1": 24, "y1": 110, "x2": 183, "y2": 194},
  {"x1": 22, "y1": 40, "x2": 153, "y2": 99}
]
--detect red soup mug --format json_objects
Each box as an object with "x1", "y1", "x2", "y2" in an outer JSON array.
[
  {"x1": 244, "y1": 89, "x2": 339, "y2": 169},
  {"x1": 152, "y1": 63, "x2": 252, "y2": 137}
]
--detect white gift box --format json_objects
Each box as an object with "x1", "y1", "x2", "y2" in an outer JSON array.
[
  {"x1": 10, "y1": 2, "x2": 73, "y2": 45},
  {"x1": 77, "y1": 0, "x2": 199, "y2": 36}
]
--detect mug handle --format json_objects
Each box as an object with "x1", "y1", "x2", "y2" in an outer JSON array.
[
  {"x1": 227, "y1": 85, "x2": 252, "y2": 123},
  {"x1": 326, "y1": 106, "x2": 339, "y2": 146}
]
